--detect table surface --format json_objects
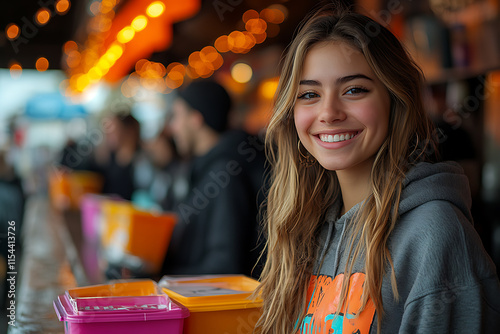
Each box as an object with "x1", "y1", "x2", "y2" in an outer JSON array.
[{"x1": 7, "y1": 196, "x2": 105, "y2": 334}]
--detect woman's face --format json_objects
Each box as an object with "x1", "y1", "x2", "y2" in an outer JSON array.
[{"x1": 294, "y1": 41, "x2": 391, "y2": 172}]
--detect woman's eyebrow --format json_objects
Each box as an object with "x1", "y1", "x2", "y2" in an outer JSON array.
[
  {"x1": 299, "y1": 74, "x2": 373, "y2": 87},
  {"x1": 299, "y1": 79, "x2": 321, "y2": 86},
  {"x1": 336, "y1": 74, "x2": 373, "y2": 85}
]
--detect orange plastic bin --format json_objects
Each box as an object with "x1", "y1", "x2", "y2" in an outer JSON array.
[
  {"x1": 160, "y1": 275, "x2": 262, "y2": 334},
  {"x1": 49, "y1": 170, "x2": 103, "y2": 210},
  {"x1": 100, "y1": 201, "x2": 177, "y2": 273}
]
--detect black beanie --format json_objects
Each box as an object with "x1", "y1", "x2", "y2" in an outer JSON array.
[{"x1": 177, "y1": 80, "x2": 232, "y2": 133}]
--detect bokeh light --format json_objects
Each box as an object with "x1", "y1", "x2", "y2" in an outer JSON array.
[
  {"x1": 55, "y1": 0, "x2": 71, "y2": 14},
  {"x1": 146, "y1": 1, "x2": 165, "y2": 18},
  {"x1": 131, "y1": 15, "x2": 148, "y2": 31},
  {"x1": 6, "y1": 24, "x2": 20, "y2": 40},
  {"x1": 66, "y1": 50, "x2": 81, "y2": 68},
  {"x1": 9, "y1": 63, "x2": 22, "y2": 79},
  {"x1": 100, "y1": 0, "x2": 116, "y2": 14},
  {"x1": 259, "y1": 77, "x2": 279, "y2": 99},
  {"x1": 214, "y1": 35, "x2": 230, "y2": 53},
  {"x1": 231, "y1": 63, "x2": 253, "y2": 83},
  {"x1": 117, "y1": 26, "x2": 135, "y2": 43},
  {"x1": 242, "y1": 9, "x2": 259, "y2": 23},
  {"x1": 245, "y1": 18, "x2": 267, "y2": 35},
  {"x1": 260, "y1": 8, "x2": 285, "y2": 24},
  {"x1": 63, "y1": 40, "x2": 78, "y2": 54},
  {"x1": 36, "y1": 8, "x2": 51, "y2": 25},
  {"x1": 36, "y1": 57, "x2": 49, "y2": 72},
  {"x1": 89, "y1": 1, "x2": 100, "y2": 15}
]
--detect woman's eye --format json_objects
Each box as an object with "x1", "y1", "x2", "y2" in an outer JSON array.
[
  {"x1": 345, "y1": 87, "x2": 369, "y2": 95},
  {"x1": 298, "y1": 92, "x2": 319, "y2": 100}
]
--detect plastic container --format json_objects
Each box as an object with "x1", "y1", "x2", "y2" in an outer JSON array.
[
  {"x1": 54, "y1": 280, "x2": 189, "y2": 334},
  {"x1": 160, "y1": 275, "x2": 262, "y2": 334},
  {"x1": 100, "y1": 201, "x2": 177, "y2": 273},
  {"x1": 66, "y1": 280, "x2": 167, "y2": 313},
  {"x1": 81, "y1": 194, "x2": 122, "y2": 242},
  {"x1": 49, "y1": 170, "x2": 103, "y2": 210}
]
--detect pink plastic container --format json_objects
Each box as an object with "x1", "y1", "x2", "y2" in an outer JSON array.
[
  {"x1": 81, "y1": 195, "x2": 122, "y2": 242},
  {"x1": 54, "y1": 290, "x2": 189, "y2": 334}
]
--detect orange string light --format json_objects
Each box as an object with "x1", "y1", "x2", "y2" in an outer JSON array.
[
  {"x1": 67, "y1": 2, "x2": 286, "y2": 95},
  {"x1": 6, "y1": 24, "x2": 20, "y2": 40},
  {"x1": 36, "y1": 57, "x2": 49, "y2": 72},
  {"x1": 36, "y1": 8, "x2": 51, "y2": 25},
  {"x1": 56, "y1": 0, "x2": 71, "y2": 14},
  {"x1": 121, "y1": 4, "x2": 288, "y2": 96}
]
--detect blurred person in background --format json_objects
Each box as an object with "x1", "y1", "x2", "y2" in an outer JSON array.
[
  {"x1": 89, "y1": 111, "x2": 141, "y2": 201},
  {"x1": 162, "y1": 79, "x2": 266, "y2": 278},
  {"x1": 134, "y1": 125, "x2": 189, "y2": 211}
]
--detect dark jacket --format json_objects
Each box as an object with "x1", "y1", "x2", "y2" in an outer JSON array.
[{"x1": 163, "y1": 130, "x2": 267, "y2": 278}]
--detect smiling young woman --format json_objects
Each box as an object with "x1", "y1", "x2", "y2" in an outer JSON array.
[
  {"x1": 254, "y1": 4, "x2": 500, "y2": 334},
  {"x1": 294, "y1": 41, "x2": 391, "y2": 214}
]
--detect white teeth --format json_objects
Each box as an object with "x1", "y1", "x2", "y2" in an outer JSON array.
[{"x1": 319, "y1": 132, "x2": 356, "y2": 143}]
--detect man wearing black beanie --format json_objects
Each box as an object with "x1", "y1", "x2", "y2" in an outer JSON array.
[
  {"x1": 169, "y1": 80, "x2": 231, "y2": 157},
  {"x1": 163, "y1": 79, "x2": 265, "y2": 278}
]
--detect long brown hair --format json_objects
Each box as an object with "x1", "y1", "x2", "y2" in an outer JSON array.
[{"x1": 254, "y1": 5, "x2": 435, "y2": 334}]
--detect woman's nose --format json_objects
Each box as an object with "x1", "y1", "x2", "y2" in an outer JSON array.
[{"x1": 318, "y1": 96, "x2": 346, "y2": 124}]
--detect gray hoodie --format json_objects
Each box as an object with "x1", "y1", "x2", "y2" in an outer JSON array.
[{"x1": 299, "y1": 162, "x2": 500, "y2": 333}]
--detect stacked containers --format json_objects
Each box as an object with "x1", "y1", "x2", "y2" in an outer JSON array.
[
  {"x1": 53, "y1": 280, "x2": 189, "y2": 334},
  {"x1": 100, "y1": 201, "x2": 177, "y2": 273},
  {"x1": 48, "y1": 170, "x2": 103, "y2": 210},
  {"x1": 160, "y1": 275, "x2": 262, "y2": 334}
]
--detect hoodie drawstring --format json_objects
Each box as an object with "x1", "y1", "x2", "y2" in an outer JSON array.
[{"x1": 332, "y1": 218, "x2": 347, "y2": 277}]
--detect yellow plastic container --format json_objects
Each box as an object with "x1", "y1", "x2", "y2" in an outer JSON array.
[
  {"x1": 49, "y1": 170, "x2": 103, "y2": 210},
  {"x1": 100, "y1": 201, "x2": 177, "y2": 273},
  {"x1": 160, "y1": 275, "x2": 262, "y2": 334}
]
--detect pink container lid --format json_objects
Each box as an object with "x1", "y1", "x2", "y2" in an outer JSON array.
[{"x1": 54, "y1": 294, "x2": 189, "y2": 324}]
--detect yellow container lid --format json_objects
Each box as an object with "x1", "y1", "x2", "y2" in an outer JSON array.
[{"x1": 159, "y1": 275, "x2": 262, "y2": 312}]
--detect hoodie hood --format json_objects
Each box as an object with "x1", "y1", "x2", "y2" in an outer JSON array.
[
  {"x1": 323, "y1": 161, "x2": 473, "y2": 226},
  {"x1": 317, "y1": 161, "x2": 473, "y2": 277},
  {"x1": 399, "y1": 161, "x2": 472, "y2": 222}
]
